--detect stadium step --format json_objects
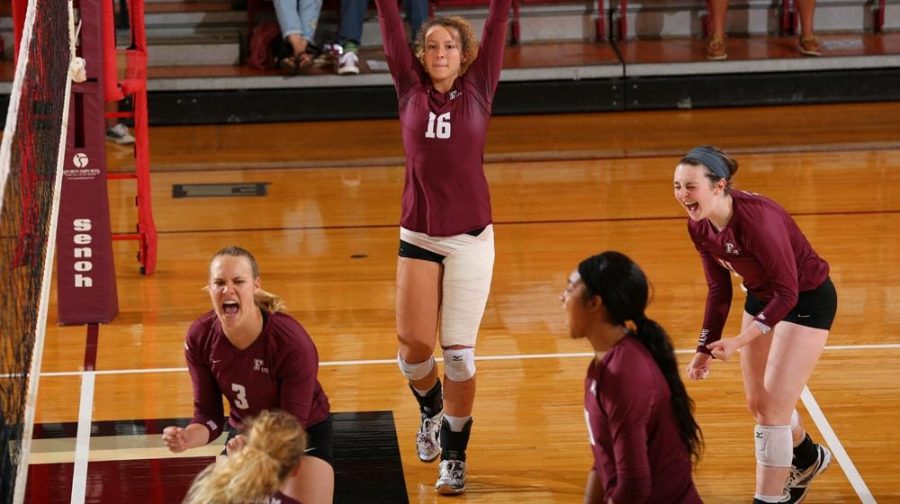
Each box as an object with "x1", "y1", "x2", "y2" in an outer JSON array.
[{"x1": 142, "y1": 33, "x2": 242, "y2": 66}]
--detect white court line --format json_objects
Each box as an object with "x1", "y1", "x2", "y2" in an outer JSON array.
[
  {"x1": 801, "y1": 386, "x2": 877, "y2": 503},
  {"x1": 16, "y1": 341, "x2": 900, "y2": 378},
  {"x1": 70, "y1": 371, "x2": 95, "y2": 504}
]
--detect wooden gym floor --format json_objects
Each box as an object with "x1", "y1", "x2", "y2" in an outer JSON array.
[{"x1": 28, "y1": 101, "x2": 900, "y2": 502}]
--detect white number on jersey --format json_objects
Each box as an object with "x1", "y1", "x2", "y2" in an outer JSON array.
[
  {"x1": 232, "y1": 383, "x2": 249, "y2": 409},
  {"x1": 425, "y1": 112, "x2": 451, "y2": 139}
]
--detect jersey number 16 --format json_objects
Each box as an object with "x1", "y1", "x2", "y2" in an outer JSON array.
[{"x1": 425, "y1": 112, "x2": 451, "y2": 139}]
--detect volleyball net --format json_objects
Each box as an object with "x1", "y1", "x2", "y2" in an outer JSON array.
[{"x1": 0, "y1": 0, "x2": 80, "y2": 500}]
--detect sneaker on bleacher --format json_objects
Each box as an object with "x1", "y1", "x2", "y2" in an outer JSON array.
[
  {"x1": 338, "y1": 51, "x2": 360, "y2": 75},
  {"x1": 106, "y1": 123, "x2": 135, "y2": 145}
]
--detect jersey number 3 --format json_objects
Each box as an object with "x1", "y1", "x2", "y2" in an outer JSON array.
[
  {"x1": 425, "y1": 112, "x2": 451, "y2": 139},
  {"x1": 232, "y1": 383, "x2": 250, "y2": 409}
]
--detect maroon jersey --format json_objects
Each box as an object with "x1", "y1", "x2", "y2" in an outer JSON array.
[
  {"x1": 269, "y1": 491, "x2": 301, "y2": 504},
  {"x1": 376, "y1": 0, "x2": 510, "y2": 236},
  {"x1": 185, "y1": 311, "x2": 330, "y2": 441},
  {"x1": 584, "y1": 337, "x2": 701, "y2": 504},
  {"x1": 688, "y1": 190, "x2": 829, "y2": 353}
]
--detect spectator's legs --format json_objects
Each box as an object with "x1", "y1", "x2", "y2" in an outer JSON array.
[
  {"x1": 298, "y1": 0, "x2": 324, "y2": 47},
  {"x1": 796, "y1": 0, "x2": 820, "y2": 55},
  {"x1": 339, "y1": 0, "x2": 367, "y2": 48},
  {"x1": 405, "y1": 0, "x2": 429, "y2": 41},
  {"x1": 708, "y1": 0, "x2": 727, "y2": 41},
  {"x1": 796, "y1": 0, "x2": 815, "y2": 38},
  {"x1": 273, "y1": 0, "x2": 308, "y2": 55},
  {"x1": 337, "y1": 0, "x2": 366, "y2": 74},
  {"x1": 706, "y1": 0, "x2": 728, "y2": 59}
]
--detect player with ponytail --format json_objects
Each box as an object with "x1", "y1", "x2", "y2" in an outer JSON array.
[
  {"x1": 561, "y1": 251, "x2": 702, "y2": 503},
  {"x1": 185, "y1": 409, "x2": 307, "y2": 504}
]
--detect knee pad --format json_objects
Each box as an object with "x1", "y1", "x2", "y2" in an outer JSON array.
[
  {"x1": 443, "y1": 347, "x2": 476, "y2": 382},
  {"x1": 397, "y1": 353, "x2": 435, "y2": 381},
  {"x1": 754, "y1": 424, "x2": 793, "y2": 468}
]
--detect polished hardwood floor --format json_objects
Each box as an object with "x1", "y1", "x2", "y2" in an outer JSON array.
[{"x1": 33, "y1": 101, "x2": 900, "y2": 502}]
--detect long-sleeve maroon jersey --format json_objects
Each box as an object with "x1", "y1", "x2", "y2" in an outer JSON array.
[
  {"x1": 584, "y1": 337, "x2": 701, "y2": 504},
  {"x1": 689, "y1": 190, "x2": 830, "y2": 353},
  {"x1": 184, "y1": 311, "x2": 330, "y2": 442},
  {"x1": 376, "y1": 0, "x2": 510, "y2": 236}
]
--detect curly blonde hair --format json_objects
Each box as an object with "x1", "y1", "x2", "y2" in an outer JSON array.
[
  {"x1": 184, "y1": 410, "x2": 307, "y2": 504},
  {"x1": 208, "y1": 246, "x2": 286, "y2": 313},
  {"x1": 415, "y1": 16, "x2": 479, "y2": 75}
]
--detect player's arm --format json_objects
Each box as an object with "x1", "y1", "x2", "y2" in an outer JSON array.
[
  {"x1": 162, "y1": 423, "x2": 215, "y2": 453},
  {"x1": 469, "y1": 0, "x2": 512, "y2": 97},
  {"x1": 163, "y1": 337, "x2": 225, "y2": 451},
  {"x1": 374, "y1": 0, "x2": 416, "y2": 95},
  {"x1": 278, "y1": 333, "x2": 320, "y2": 427},
  {"x1": 583, "y1": 468, "x2": 604, "y2": 504},
  {"x1": 741, "y1": 214, "x2": 799, "y2": 336},
  {"x1": 709, "y1": 215, "x2": 799, "y2": 360},
  {"x1": 600, "y1": 368, "x2": 653, "y2": 503}
]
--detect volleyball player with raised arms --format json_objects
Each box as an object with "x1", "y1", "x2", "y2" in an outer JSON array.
[
  {"x1": 674, "y1": 146, "x2": 837, "y2": 504},
  {"x1": 374, "y1": 0, "x2": 510, "y2": 493},
  {"x1": 162, "y1": 246, "x2": 333, "y2": 504}
]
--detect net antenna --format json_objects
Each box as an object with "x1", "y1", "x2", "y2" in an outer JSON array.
[{"x1": 0, "y1": 0, "x2": 80, "y2": 499}]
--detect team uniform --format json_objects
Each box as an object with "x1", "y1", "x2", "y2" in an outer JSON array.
[
  {"x1": 689, "y1": 189, "x2": 837, "y2": 353},
  {"x1": 269, "y1": 491, "x2": 301, "y2": 504},
  {"x1": 378, "y1": 0, "x2": 510, "y2": 347},
  {"x1": 584, "y1": 336, "x2": 702, "y2": 504},
  {"x1": 185, "y1": 310, "x2": 333, "y2": 464}
]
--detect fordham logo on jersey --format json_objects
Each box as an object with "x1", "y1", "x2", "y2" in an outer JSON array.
[
  {"x1": 253, "y1": 358, "x2": 270, "y2": 374},
  {"x1": 725, "y1": 242, "x2": 741, "y2": 255},
  {"x1": 448, "y1": 89, "x2": 461, "y2": 101},
  {"x1": 698, "y1": 328, "x2": 709, "y2": 345},
  {"x1": 206, "y1": 420, "x2": 218, "y2": 431}
]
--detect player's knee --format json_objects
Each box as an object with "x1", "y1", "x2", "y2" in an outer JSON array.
[
  {"x1": 754, "y1": 424, "x2": 793, "y2": 467},
  {"x1": 397, "y1": 333, "x2": 435, "y2": 360},
  {"x1": 443, "y1": 347, "x2": 475, "y2": 382},
  {"x1": 744, "y1": 394, "x2": 766, "y2": 419},
  {"x1": 397, "y1": 353, "x2": 436, "y2": 381}
]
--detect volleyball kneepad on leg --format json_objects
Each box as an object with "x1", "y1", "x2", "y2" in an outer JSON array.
[
  {"x1": 754, "y1": 424, "x2": 793, "y2": 467},
  {"x1": 443, "y1": 348, "x2": 476, "y2": 382},
  {"x1": 397, "y1": 353, "x2": 436, "y2": 381}
]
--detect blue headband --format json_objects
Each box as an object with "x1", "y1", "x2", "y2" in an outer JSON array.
[{"x1": 685, "y1": 147, "x2": 730, "y2": 180}]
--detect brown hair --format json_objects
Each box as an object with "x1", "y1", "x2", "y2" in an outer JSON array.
[
  {"x1": 679, "y1": 145, "x2": 740, "y2": 193},
  {"x1": 184, "y1": 410, "x2": 307, "y2": 504},
  {"x1": 415, "y1": 17, "x2": 479, "y2": 75},
  {"x1": 209, "y1": 246, "x2": 286, "y2": 313}
]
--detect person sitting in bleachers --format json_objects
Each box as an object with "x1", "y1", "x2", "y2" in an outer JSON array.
[{"x1": 706, "y1": 0, "x2": 821, "y2": 60}]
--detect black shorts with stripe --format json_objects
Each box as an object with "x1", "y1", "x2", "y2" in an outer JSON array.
[{"x1": 744, "y1": 276, "x2": 837, "y2": 331}]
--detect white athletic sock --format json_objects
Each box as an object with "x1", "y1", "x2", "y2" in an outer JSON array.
[{"x1": 754, "y1": 492, "x2": 788, "y2": 503}]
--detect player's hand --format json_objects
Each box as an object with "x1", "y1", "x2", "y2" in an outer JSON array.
[
  {"x1": 226, "y1": 434, "x2": 248, "y2": 456},
  {"x1": 162, "y1": 426, "x2": 189, "y2": 453},
  {"x1": 686, "y1": 352, "x2": 712, "y2": 381},
  {"x1": 707, "y1": 337, "x2": 742, "y2": 362}
]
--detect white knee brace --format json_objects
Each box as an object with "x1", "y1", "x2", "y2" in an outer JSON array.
[
  {"x1": 397, "y1": 353, "x2": 435, "y2": 381},
  {"x1": 443, "y1": 347, "x2": 476, "y2": 382},
  {"x1": 754, "y1": 424, "x2": 793, "y2": 468}
]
